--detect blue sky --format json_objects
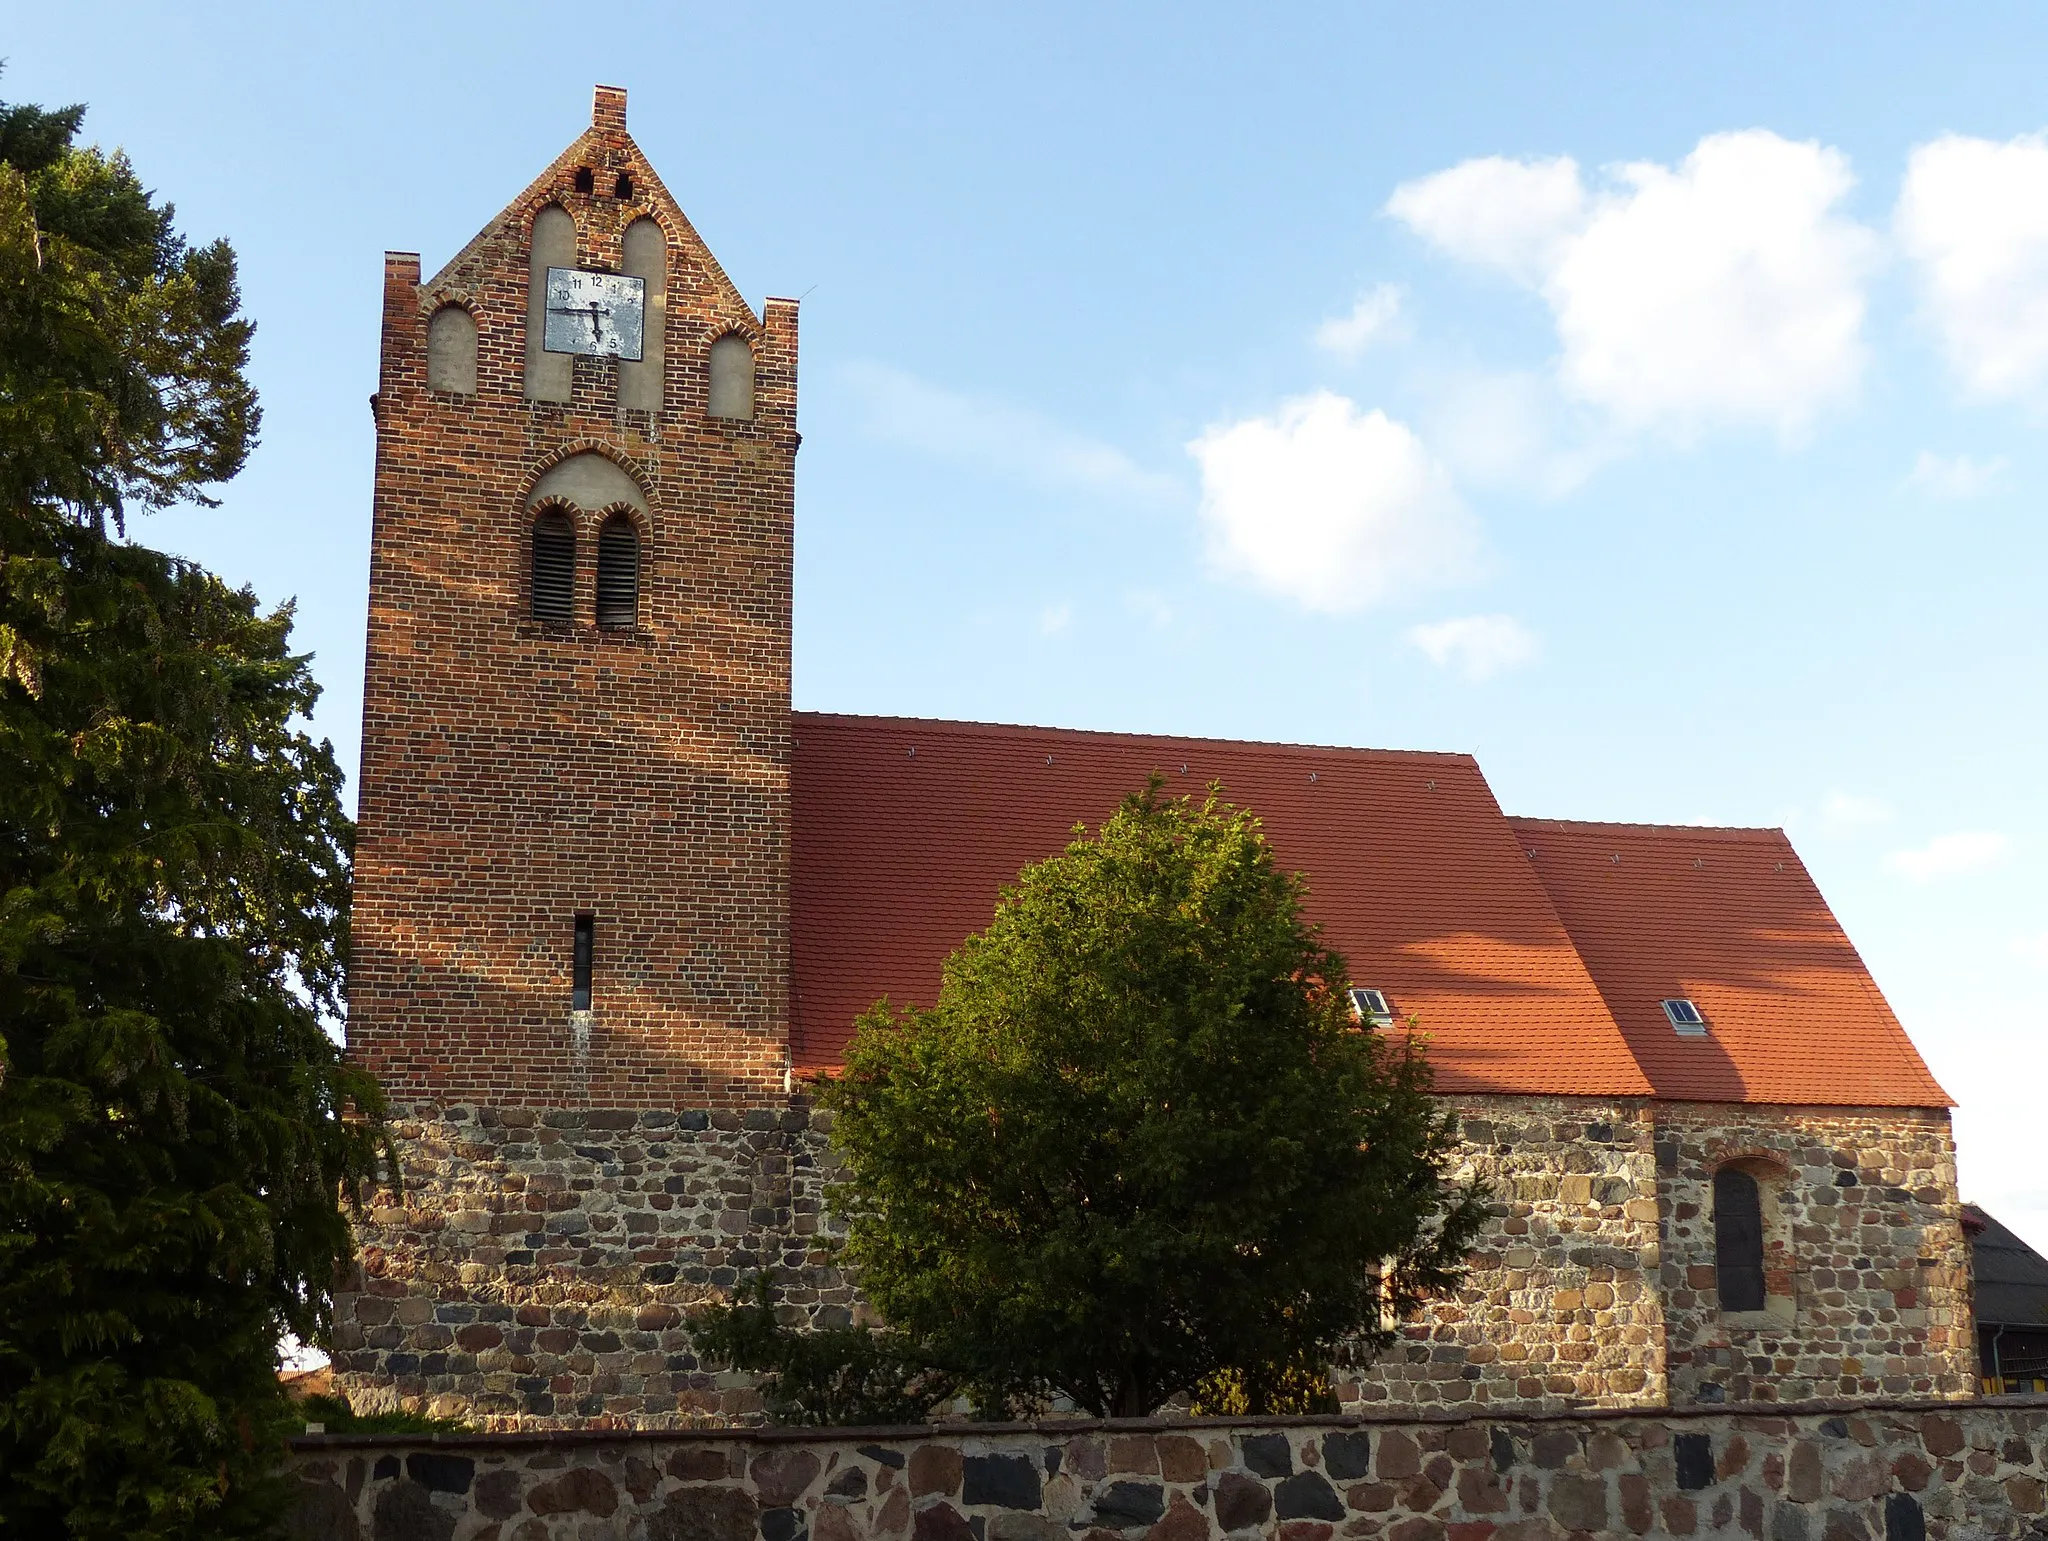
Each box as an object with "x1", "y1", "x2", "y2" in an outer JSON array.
[{"x1": 13, "y1": 6, "x2": 2048, "y2": 1246}]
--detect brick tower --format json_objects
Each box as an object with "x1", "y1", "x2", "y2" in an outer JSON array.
[{"x1": 333, "y1": 87, "x2": 839, "y2": 1427}]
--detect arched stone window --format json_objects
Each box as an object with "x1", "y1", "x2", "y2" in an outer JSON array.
[
  {"x1": 1713, "y1": 1167, "x2": 1767, "y2": 1312},
  {"x1": 595, "y1": 512, "x2": 640, "y2": 629},
  {"x1": 708, "y1": 333, "x2": 755, "y2": 419},
  {"x1": 426, "y1": 304, "x2": 477, "y2": 394},
  {"x1": 530, "y1": 509, "x2": 575, "y2": 624},
  {"x1": 525, "y1": 205, "x2": 575, "y2": 403},
  {"x1": 620, "y1": 218, "x2": 666, "y2": 413}
]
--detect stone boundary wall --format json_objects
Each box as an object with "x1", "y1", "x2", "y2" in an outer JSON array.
[{"x1": 287, "y1": 1397, "x2": 2048, "y2": 1541}]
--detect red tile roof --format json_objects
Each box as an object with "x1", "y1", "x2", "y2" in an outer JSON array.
[
  {"x1": 789, "y1": 715, "x2": 1946, "y2": 1107},
  {"x1": 791, "y1": 714, "x2": 1649, "y2": 1097},
  {"x1": 1508, "y1": 819, "x2": 1950, "y2": 1107}
]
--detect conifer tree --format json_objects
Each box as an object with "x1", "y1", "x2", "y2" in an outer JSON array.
[{"x1": 0, "y1": 88, "x2": 388, "y2": 1538}]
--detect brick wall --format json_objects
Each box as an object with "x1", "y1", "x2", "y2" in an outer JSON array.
[
  {"x1": 350, "y1": 86, "x2": 798, "y2": 1111},
  {"x1": 286, "y1": 1399, "x2": 2048, "y2": 1540}
]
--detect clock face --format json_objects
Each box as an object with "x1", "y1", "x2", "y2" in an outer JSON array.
[{"x1": 542, "y1": 267, "x2": 647, "y2": 360}]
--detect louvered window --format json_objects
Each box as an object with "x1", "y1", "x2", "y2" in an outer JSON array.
[
  {"x1": 531, "y1": 511, "x2": 574, "y2": 623},
  {"x1": 596, "y1": 513, "x2": 639, "y2": 629},
  {"x1": 1713, "y1": 1168, "x2": 1766, "y2": 1312}
]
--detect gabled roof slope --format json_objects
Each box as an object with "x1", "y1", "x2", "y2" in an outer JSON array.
[
  {"x1": 1964, "y1": 1204, "x2": 2048, "y2": 1327},
  {"x1": 790, "y1": 714, "x2": 1649, "y2": 1097},
  {"x1": 1509, "y1": 818, "x2": 1949, "y2": 1106}
]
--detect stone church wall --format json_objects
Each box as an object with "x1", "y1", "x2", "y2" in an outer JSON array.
[
  {"x1": 1653, "y1": 1104, "x2": 1972, "y2": 1406},
  {"x1": 331, "y1": 1101, "x2": 842, "y2": 1426},
  {"x1": 329, "y1": 1097, "x2": 1972, "y2": 1429},
  {"x1": 287, "y1": 1398, "x2": 2048, "y2": 1541},
  {"x1": 1339, "y1": 1097, "x2": 1667, "y2": 1412}
]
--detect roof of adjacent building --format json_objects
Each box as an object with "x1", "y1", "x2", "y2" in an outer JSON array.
[
  {"x1": 789, "y1": 713, "x2": 1949, "y2": 1107},
  {"x1": 1964, "y1": 1205, "x2": 2048, "y2": 1327}
]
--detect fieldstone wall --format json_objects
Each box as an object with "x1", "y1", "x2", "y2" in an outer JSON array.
[
  {"x1": 1654, "y1": 1105, "x2": 1973, "y2": 1406},
  {"x1": 286, "y1": 1398, "x2": 2048, "y2": 1541},
  {"x1": 330, "y1": 1097, "x2": 1971, "y2": 1429},
  {"x1": 330, "y1": 1102, "x2": 844, "y2": 1427},
  {"x1": 1344, "y1": 1098, "x2": 1666, "y2": 1411}
]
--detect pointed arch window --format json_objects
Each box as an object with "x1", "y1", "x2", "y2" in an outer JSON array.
[
  {"x1": 531, "y1": 510, "x2": 575, "y2": 623},
  {"x1": 596, "y1": 513, "x2": 640, "y2": 629}
]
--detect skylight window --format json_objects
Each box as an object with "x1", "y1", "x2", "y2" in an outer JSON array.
[
  {"x1": 1348, "y1": 987, "x2": 1395, "y2": 1026},
  {"x1": 1662, "y1": 998, "x2": 1708, "y2": 1036}
]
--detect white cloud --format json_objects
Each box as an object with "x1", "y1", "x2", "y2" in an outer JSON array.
[
  {"x1": 842, "y1": 362, "x2": 1177, "y2": 504},
  {"x1": 1037, "y1": 603, "x2": 1072, "y2": 635},
  {"x1": 2013, "y1": 931, "x2": 2048, "y2": 964},
  {"x1": 1314, "y1": 284, "x2": 1407, "y2": 357},
  {"x1": 1407, "y1": 614, "x2": 1537, "y2": 681},
  {"x1": 1884, "y1": 830, "x2": 2012, "y2": 881},
  {"x1": 1820, "y1": 790, "x2": 1893, "y2": 828},
  {"x1": 1187, "y1": 391, "x2": 1478, "y2": 612},
  {"x1": 1907, "y1": 450, "x2": 2009, "y2": 499},
  {"x1": 1898, "y1": 132, "x2": 2048, "y2": 399},
  {"x1": 1387, "y1": 156, "x2": 1587, "y2": 287},
  {"x1": 1390, "y1": 131, "x2": 1877, "y2": 439}
]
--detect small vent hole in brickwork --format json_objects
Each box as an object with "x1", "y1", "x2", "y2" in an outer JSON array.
[
  {"x1": 614, "y1": 171, "x2": 634, "y2": 199},
  {"x1": 531, "y1": 512, "x2": 574, "y2": 623},
  {"x1": 573, "y1": 166, "x2": 595, "y2": 195},
  {"x1": 596, "y1": 514, "x2": 639, "y2": 628}
]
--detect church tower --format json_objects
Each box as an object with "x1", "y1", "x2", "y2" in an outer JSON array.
[{"x1": 335, "y1": 88, "x2": 835, "y2": 1427}]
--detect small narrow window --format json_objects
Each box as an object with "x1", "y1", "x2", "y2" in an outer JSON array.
[
  {"x1": 708, "y1": 333, "x2": 755, "y2": 419},
  {"x1": 1714, "y1": 1168, "x2": 1766, "y2": 1312},
  {"x1": 613, "y1": 171, "x2": 634, "y2": 200},
  {"x1": 531, "y1": 510, "x2": 575, "y2": 623},
  {"x1": 571, "y1": 913, "x2": 595, "y2": 1011},
  {"x1": 596, "y1": 513, "x2": 639, "y2": 629},
  {"x1": 573, "y1": 166, "x2": 595, "y2": 195}
]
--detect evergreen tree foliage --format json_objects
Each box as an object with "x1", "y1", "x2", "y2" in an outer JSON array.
[
  {"x1": 0, "y1": 87, "x2": 389, "y2": 1537},
  {"x1": 818, "y1": 779, "x2": 1488, "y2": 1419}
]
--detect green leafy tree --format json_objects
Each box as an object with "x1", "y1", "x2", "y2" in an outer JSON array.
[
  {"x1": 818, "y1": 778, "x2": 1486, "y2": 1418},
  {"x1": 0, "y1": 89, "x2": 388, "y2": 1538},
  {"x1": 687, "y1": 1275, "x2": 966, "y2": 1427}
]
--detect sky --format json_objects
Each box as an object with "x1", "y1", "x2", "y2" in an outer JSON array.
[{"x1": 12, "y1": 5, "x2": 2048, "y2": 1248}]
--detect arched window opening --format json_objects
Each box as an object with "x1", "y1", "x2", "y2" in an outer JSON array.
[
  {"x1": 596, "y1": 513, "x2": 640, "y2": 629},
  {"x1": 426, "y1": 304, "x2": 477, "y2": 394},
  {"x1": 708, "y1": 333, "x2": 755, "y2": 420},
  {"x1": 531, "y1": 510, "x2": 575, "y2": 624},
  {"x1": 1714, "y1": 1168, "x2": 1766, "y2": 1313}
]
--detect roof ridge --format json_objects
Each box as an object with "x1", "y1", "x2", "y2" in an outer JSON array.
[
  {"x1": 793, "y1": 710, "x2": 1480, "y2": 763},
  {"x1": 1510, "y1": 816, "x2": 1789, "y2": 840}
]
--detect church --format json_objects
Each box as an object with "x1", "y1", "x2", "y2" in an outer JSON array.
[{"x1": 331, "y1": 87, "x2": 1975, "y2": 1428}]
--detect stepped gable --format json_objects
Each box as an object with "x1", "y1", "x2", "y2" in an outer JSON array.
[
  {"x1": 418, "y1": 86, "x2": 760, "y2": 342},
  {"x1": 1511, "y1": 817, "x2": 1949, "y2": 1106},
  {"x1": 789, "y1": 712, "x2": 1649, "y2": 1098}
]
